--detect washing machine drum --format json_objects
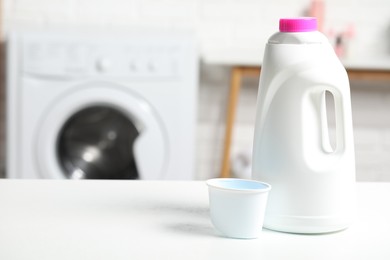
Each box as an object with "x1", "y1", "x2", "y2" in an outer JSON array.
[
  {"x1": 58, "y1": 106, "x2": 140, "y2": 179},
  {"x1": 36, "y1": 85, "x2": 168, "y2": 180}
]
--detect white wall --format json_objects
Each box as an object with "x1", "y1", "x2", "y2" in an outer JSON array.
[
  {"x1": 3, "y1": 0, "x2": 390, "y2": 62},
  {"x1": 2, "y1": 0, "x2": 390, "y2": 180}
]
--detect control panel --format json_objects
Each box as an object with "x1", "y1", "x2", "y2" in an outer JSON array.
[{"x1": 21, "y1": 35, "x2": 182, "y2": 79}]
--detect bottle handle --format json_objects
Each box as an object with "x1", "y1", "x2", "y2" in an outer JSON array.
[{"x1": 320, "y1": 88, "x2": 345, "y2": 155}]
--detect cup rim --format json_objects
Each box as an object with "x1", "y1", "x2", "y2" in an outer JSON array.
[{"x1": 206, "y1": 178, "x2": 271, "y2": 193}]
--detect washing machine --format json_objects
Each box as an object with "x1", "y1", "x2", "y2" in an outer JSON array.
[{"x1": 6, "y1": 31, "x2": 198, "y2": 180}]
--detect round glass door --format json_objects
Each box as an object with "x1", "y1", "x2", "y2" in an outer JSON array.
[{"x1": 57, "y1": 106, "x2": 140, "y2": 179}]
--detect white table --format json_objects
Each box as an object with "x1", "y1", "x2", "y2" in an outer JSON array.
[{"x1": 0, "y1": 180, "x2": 389, "y2": 260}]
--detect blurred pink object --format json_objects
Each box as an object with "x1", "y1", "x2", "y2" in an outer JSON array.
[
  {"x1": 345, "y1": 24, "x2": 356, "y2": 38},
  {"x1": 309, "y1": 0, "x2": 325, "y2": 32}
]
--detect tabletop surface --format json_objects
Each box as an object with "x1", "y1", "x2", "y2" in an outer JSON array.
[{"x1": 0, "y1": 180, "x2": 389, "y2": 260}]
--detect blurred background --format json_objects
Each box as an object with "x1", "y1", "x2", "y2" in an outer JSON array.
[{"x1": 0, "y1": 0, "x2": 389, "y2": 181}]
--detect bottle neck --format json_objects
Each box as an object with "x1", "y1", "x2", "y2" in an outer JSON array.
[{"x1": 268, "y1": 31, "x2": 328, "y2": 44}]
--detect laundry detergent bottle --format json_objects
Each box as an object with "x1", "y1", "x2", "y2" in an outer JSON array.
[{"x1": 252, "y1": 18, "x2": 356, "y2": 234}]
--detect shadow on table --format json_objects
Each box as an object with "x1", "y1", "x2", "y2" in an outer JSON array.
[
  {"x1": 166, "y1": 222, "x2": 216, "y2": 237},
  {"x1": 149, "y1": 202, "x2": 217, "y2": 237}
]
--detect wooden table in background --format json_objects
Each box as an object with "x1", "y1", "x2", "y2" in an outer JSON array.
[{"x1": 220, "y1": 66, "x2": 390, "y2": 178}]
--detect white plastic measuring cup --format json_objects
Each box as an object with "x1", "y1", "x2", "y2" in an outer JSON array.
[{"x1": 206, "y1": 178, "x2": 271, "y2": 239}]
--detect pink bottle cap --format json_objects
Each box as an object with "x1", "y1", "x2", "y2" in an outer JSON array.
[{"x1": 279, "y1": 17, "x2": 317, "y2": 32}]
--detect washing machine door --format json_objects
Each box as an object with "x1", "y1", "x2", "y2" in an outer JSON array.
[{"x1": 36, "y1": 82, "x2": 168, "y2": 179}]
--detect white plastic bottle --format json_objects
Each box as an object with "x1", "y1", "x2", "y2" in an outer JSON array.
[{"x1": 252, "y1": 18, "x2": 356, "y2": 234}]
